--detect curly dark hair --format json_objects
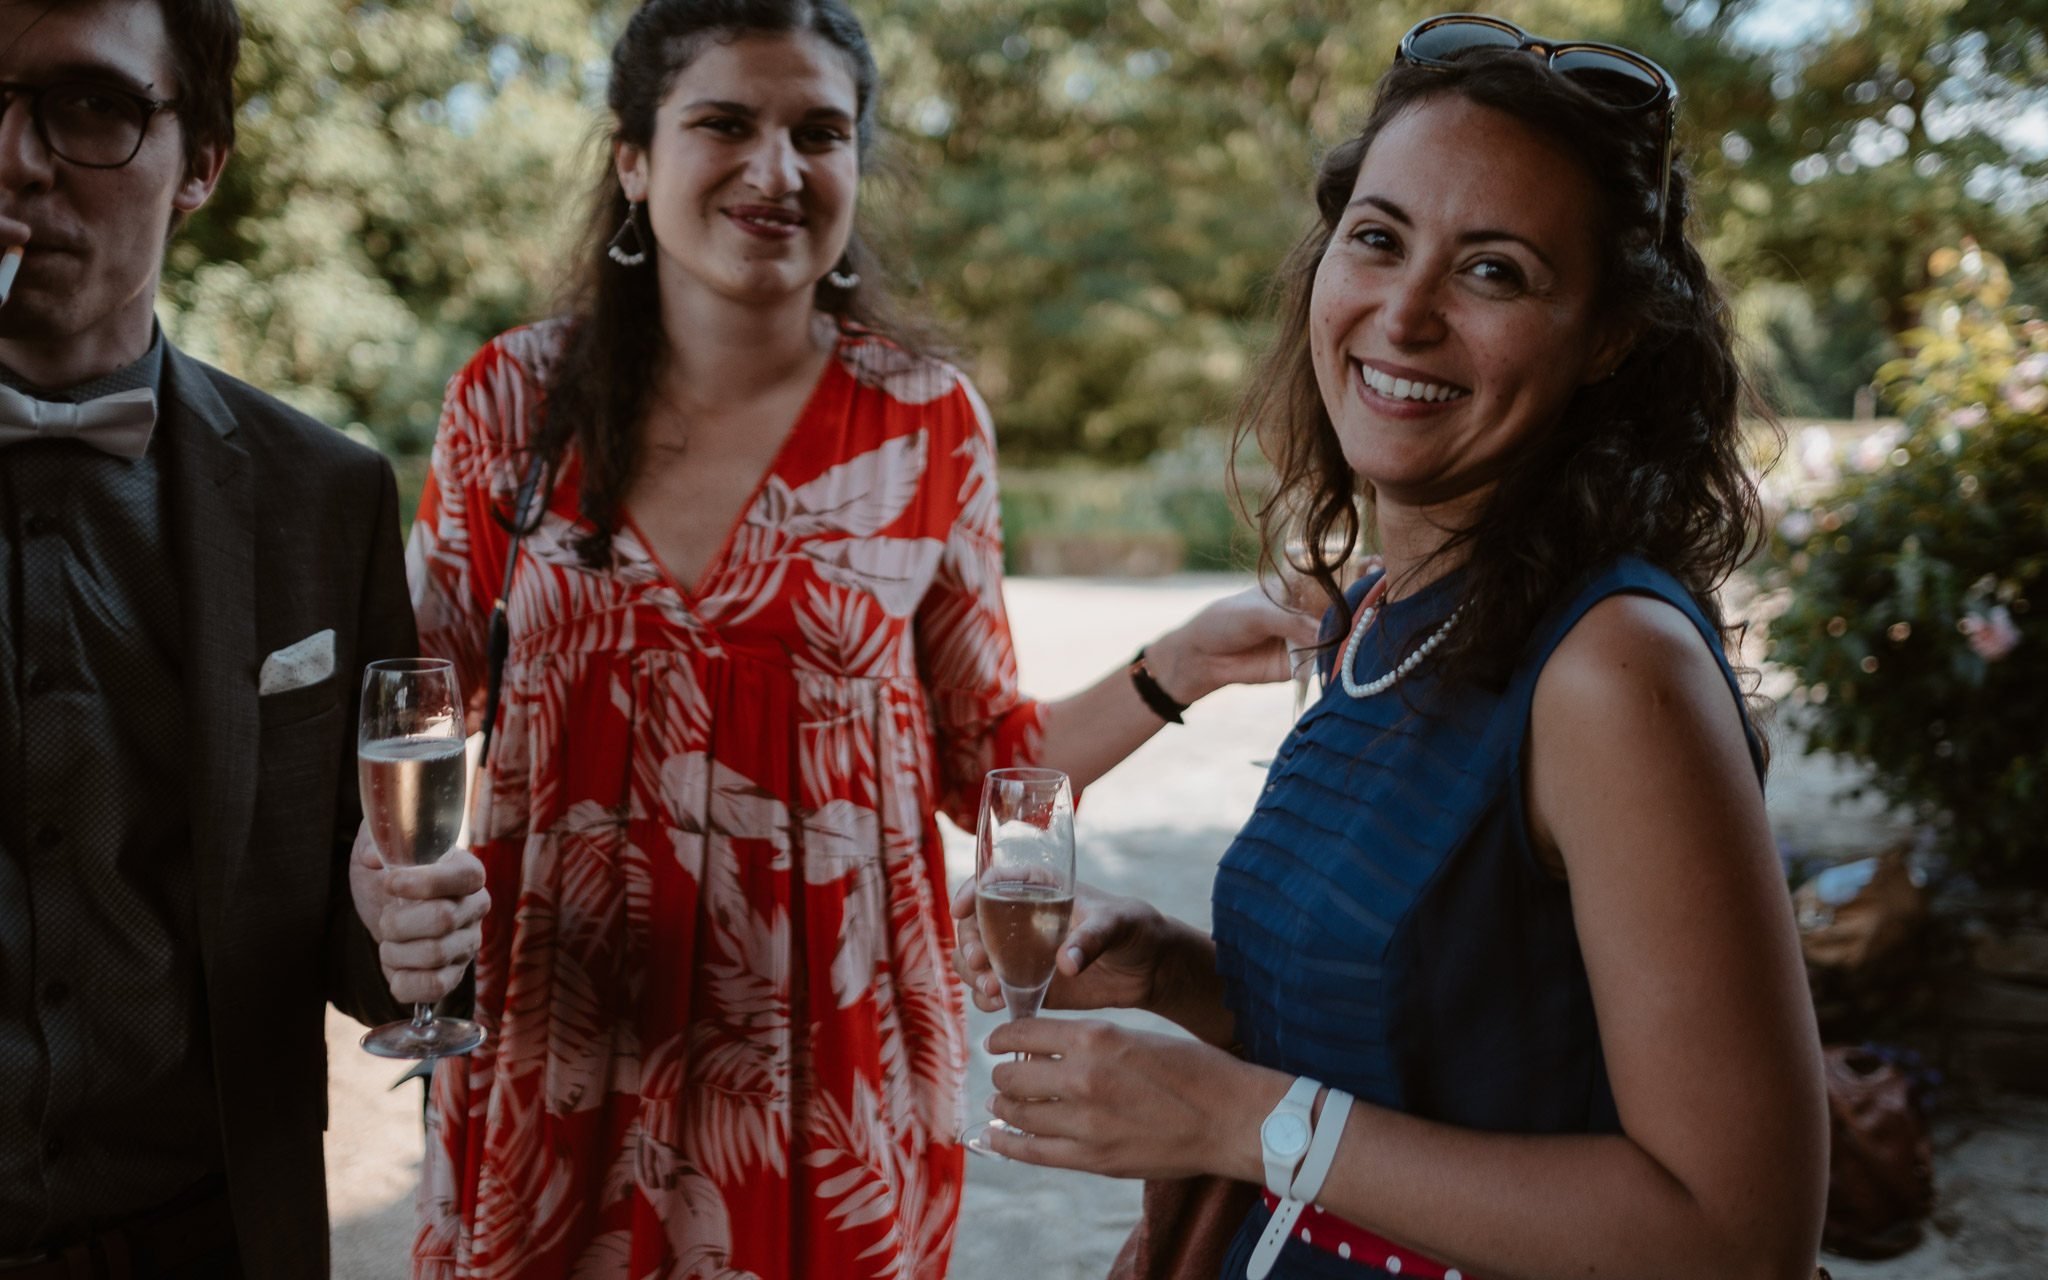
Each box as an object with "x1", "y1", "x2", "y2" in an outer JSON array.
[
  {"x1": 1235, "y1": 47, "x2": 1770, "y2": 694},
  {"x1": 529, "y1": 0, "x2": 930, "y2": 566}
]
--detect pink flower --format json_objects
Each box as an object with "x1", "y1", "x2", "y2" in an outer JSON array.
[
  {"x1": 1960, "y1": 605, "x2": 2021, "y2": 661},
  {"x1": 2003, "y1": 353, "x2": 2048, "y2": 415},
  {"x1": 1797, "y1": 426, "x2": 1837, "y2": 482},
  {"x1": 1948, "y1": 403, "x2": 1990, "y2": 430},
  {"x1": 1852, "y1": 425, "x2": 1904, "y2": 473}
]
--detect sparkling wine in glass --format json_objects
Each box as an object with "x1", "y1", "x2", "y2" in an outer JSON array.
[
  {"x1": 357, "y1": 657, "x2": 487, "y2": 1060},
  {"x1": 963, "y1": 767, "x2": 1075, "y2": 1159}
]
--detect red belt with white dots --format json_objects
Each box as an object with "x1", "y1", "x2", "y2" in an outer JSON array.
[{"x1": 1257, "y1": 1191, "x2": 1480, "y2": 1278}]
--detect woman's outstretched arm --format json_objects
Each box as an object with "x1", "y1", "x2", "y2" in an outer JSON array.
[
  {"x1": 1035, "y1": 582, "x2": 1321, "y2": 790},
  {"x1": 917, "y1": 381, "x2": 1316, "y2": 818}
]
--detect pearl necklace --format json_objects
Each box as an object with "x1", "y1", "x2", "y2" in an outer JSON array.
[{"x1": 1339, "y1": 576, "x2": 1462, "y2": 699}]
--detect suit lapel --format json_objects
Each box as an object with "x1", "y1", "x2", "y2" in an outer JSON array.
[{"x1": 162, "y1": 345, "x2": 257, "y2": 961}]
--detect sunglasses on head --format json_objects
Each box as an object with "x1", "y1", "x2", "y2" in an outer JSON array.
[{"x1": 1395, "y1": 12, "x2": 1680, "y2": 241}]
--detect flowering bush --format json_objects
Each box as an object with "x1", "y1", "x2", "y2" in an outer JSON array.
[{"x1": 1770, "y1": 244, "x2": 2047, "y2": 887}]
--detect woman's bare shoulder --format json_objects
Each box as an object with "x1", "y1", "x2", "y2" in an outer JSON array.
[
  {"x1": 1525, "y1": 588, "x2": 1760, "y2": 871},
  {"x1": 1529, "y1": 589, "x2": 1749, "y2": 810},
  {"x1": 1535, "y1": 590, "x2": 1730, "y2": 715}
]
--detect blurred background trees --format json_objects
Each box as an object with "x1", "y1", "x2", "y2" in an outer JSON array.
[
  {"x1": 163, "y1": 0, "x2": 2046, "y2": 467},
  {"x1": 164, "y1": 0, "x2": 606, "y2": 459}
]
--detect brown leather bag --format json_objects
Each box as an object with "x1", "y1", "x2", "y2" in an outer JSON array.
[
  {"x1": 1107, "y1": 1174, "x2": 1260, "y2": 1280},
  {"x1": 1821, "y1": 1046, "x2": 1934, "y2": 1259}
]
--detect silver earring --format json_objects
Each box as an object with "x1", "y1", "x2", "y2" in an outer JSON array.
[
  {"x1": 827, "y1": 268, "x2": 860, "y2": 289},
  {"x1": 607, "y1": 202, "x2": 648, "y2": 267}
]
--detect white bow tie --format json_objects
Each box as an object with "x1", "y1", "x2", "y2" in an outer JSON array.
[{"x1": 0, "y1": 382, "x2": 157, "y2": 459}]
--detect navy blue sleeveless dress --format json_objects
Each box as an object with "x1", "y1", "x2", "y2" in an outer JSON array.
[{"x1": 1212, "y1": 557, "x2": 1764, "y2": 1279}]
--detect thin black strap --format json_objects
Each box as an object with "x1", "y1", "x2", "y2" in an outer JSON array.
[
  {"x1": 1129, "y1": 647, "x2": 1189, "y2": 725},
  {"x1": 478, "y1": 457, "x2": 547, "y2": 768}
]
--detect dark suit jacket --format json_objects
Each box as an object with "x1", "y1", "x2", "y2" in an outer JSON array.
[{"x1": 161, "y1": 343, "x2": 417, "y2": 1278}]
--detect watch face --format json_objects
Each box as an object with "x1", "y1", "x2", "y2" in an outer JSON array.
[{"x1": 1262, "y1": 1112, "x2": 1311, "y2": 1157}]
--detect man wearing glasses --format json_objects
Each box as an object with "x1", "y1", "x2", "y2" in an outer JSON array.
[{"x1": 0, "y1": 2, "x2": 487, "y2": 1277}]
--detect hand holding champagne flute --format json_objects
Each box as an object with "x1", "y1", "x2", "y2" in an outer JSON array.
[
  {"x1": 356, "y1": 658, "x2": 487, "y2": 1059},
  {"x1": 962, "y1": 767, "x2": 1075, "y2": 1158}
]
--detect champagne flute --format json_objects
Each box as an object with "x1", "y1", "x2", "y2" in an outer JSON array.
[
  {"x1": 1287, "y1": 642, "x2": 1316, "y2": 722},
  {"x1": 1250, "y1": 647, "x2": 1316, "y2": 771},
  {"x1": 1253, "y1": 541, "x2": 1381, "y2": 767},
  {"x1": 357, "y1": 658, "x2": 487, "y2": 1060},
  {"x1": 1253, "y1": 539, "x2": 1330, "y2": 768},
  {"x1": 963, "y1": 767, "x2": 1076, "y2": 1159}
]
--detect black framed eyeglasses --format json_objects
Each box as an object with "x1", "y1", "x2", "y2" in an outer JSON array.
[
  {"x1": 0, "y1": 80, "x2": 178, "y2": 169},
  {"x1": 1396, "y1": 13, "x2": 1680, "y2": 241}
]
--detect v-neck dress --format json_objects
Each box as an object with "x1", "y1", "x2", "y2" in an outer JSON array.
[{"x1": 405, "y1": 320, "x2": 1046, "y2": 1280}]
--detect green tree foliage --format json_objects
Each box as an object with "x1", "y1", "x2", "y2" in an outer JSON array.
[
  {"x1": 165, "y1": 0, "x2": 605, "y2": 454},
  {"x1": 1768, "y1": 246, "x2": 2046, "y2": 886},
  {"x1": 1673, "y1": 0, "x2": 2048, "y2": 411},
  {"x1": 873, "y1": 0, "x2": 2048, "y2": 453},
  {"x1": 161, "y1": 0, "x2": 2046, "y2": 462}
]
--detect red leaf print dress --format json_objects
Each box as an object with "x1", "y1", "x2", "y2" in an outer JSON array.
[{"x1": 406, "y1": 321, "x2": 1045, "y2": 1280}]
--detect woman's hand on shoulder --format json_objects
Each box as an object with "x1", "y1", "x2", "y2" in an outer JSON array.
[
  {"x1": 1528, "y1": 592, "x2": 1829, "y2": 1270},
  {"x1": 1145, "y1": 581, "x2": 1325, "y2": 704},
  {"x1": 952, "y1": 879, "x2": 1180, "y2": 1015}
]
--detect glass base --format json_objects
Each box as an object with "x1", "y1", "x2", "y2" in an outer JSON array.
[
  {"x1": 962, "y1": 1119, "x2": 1025, "y2": 1161},
  {"x1": 362, "y1": 1014, "x2": 486, "y2": 1060},
  {"x1": 963, "y1": 988, "x2": 1047, "y2": 1161}
]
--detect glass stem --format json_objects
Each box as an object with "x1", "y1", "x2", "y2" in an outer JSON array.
[
  {"x1": 1290, "y1": 644, "x2": 1313, "y2": 721},
  {"x1": 411, "y1": 1002, "x2": 436, "y2": 1033},
  {"x1": 1000, "y1": 981, "x2": 1048, "y2": 1022}
]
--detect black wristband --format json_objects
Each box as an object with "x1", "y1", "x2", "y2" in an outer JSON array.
[{"x1": 1130, "y1": 647, "x2": 1190, "y2": 725}]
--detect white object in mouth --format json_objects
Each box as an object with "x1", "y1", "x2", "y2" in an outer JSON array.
[
  {"x1": 1361, "y1": 363, "x2": 1465, "y2": 403},
  {"x1": 0, "y1": 246, "x2": 21, "y2": 307}
]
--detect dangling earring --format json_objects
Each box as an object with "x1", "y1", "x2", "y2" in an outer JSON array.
[
  {"x1": 607, "y1": 202, "x2": 648, "y2": 267},
  {"x1": 825, "y1": 254, "x2": 860, "y2": 290}
]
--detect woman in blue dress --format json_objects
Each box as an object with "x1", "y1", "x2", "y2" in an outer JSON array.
[{"x1": 954, "y1": 20, "x2": 1828, "y2": 1280}]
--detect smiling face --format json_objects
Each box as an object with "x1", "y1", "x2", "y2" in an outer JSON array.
[
  {"x1": 615, "y1": 30, "x2": 859, "y2": 310},
  {"x1": 0, "y1": 0, "x2": 224, "y2": 360},
  {"x1": 1311, "y1": 93, "x2": 1630, "y2": 515}
]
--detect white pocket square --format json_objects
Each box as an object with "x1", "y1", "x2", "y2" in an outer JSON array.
[{"x1": 260, "y1": 629, "x2": 336, "y2": 695}]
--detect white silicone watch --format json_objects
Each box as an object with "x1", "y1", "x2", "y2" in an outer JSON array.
[
  {"x1": 1247, "y1": 1087, "x2": 1357, "y2": 1280},
  {"x1": 1258, "y1": 1076, "x2": 1320, "y2": 1200}
]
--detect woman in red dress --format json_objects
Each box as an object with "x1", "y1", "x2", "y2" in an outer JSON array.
[{"x1": 404, "y1": 3, "x2": 1312, "y2": 1277}]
